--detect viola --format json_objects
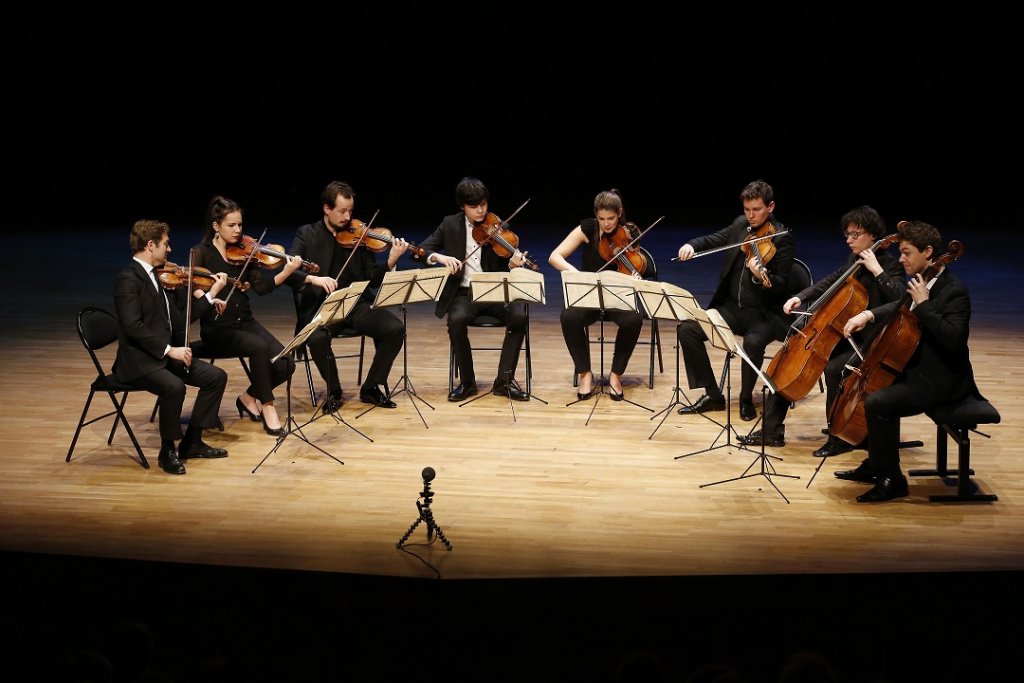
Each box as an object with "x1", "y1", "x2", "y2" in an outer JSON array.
[
  {"x1": 155, "y1": 262, "x2": 251, "y2": 292},
  {"x1": 335, "y1": 218, "x2": 426, "y2": 259},
  {"x1": 827, "y1": 240, "x2": 965, "y2": 447},
  {"x1": 597, "y1": 222, "x2": 649, "y2": 277},
  {"x1": 472, "y1": 212, "x2": 540, "y2": 271},
  {"x1": 742, "y1": 222, "x2": 780, "y2": 288},
  {"x1": 224, "y1": 235, "x2": 320, "y2": 273},
  {"x1": 765, "y1": 233, "x2": 900, "y2": 402}
]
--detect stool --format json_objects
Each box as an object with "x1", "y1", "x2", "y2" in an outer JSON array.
[{"x1": 908, "y1": 395, "x2": 1001, "y2": 502}]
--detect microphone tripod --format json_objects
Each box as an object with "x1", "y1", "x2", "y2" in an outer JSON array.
[{"x1": 397, "y1": 467, "x2": 452, "y2": 550}]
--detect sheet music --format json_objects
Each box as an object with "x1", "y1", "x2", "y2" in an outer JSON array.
[
  {"x1": 561, "y1": 270, "x2": 641, "y2": 313},
  {"x1": 632, "y1": 279, "x2": 703, "y2": 322},
  {"x1": 373, "y1": 267, "x2": 450, "y2": 309},
  {"x1": 469, "y1": 268, "x2": 546, "y2": 305},
  {"x1": 273, "y1": 281, "x2": 368, "y2": 361}
]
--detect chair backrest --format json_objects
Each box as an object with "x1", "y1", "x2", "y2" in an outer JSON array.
[
  {"x1": 789, "y1": 258, "x2": 813, "y2": 296},
  {"x1": 77, "y1": 306, "x2": 121, "y2": 377}
]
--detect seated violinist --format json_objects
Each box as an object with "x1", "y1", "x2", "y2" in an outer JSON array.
[
  {"x1": 192, "y1": 195, "x2": 301, "y2": 436},
  {"x1": 548, "y1": 189, "x2": 649, "y2": 400},
  {"x1": 675, "y1": 179, "x2": 795, "y2": 421},
  {"x1": 835, "y1": 220, "x2": 979, "y2": 502},
  {"x1": 414, "y1": 176, "x2": 531, "y2": 402},
  {"x1": 287, "y1": 181, "x2": 408, "y2": 411},
  {"x1": 740, "y1": 206, "x2": 904, "y2": 452}
]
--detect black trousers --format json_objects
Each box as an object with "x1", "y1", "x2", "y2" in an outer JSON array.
[
  {"x1": 132, "y1": 358, "x2": 227, "y2": 441},
  {"x1": 447, "y1": 289, "x2": 527, "y2": 386},
  {"x1": 676, "y1": 301, "x2": 778, "y2": 401},
  {"x1": 202, "y1": 320, "x2": 293, "y2": 404},
  {"x1": 864, "y1": 382, "x2": 929, "y2": 477},
  {"x1": 560, "y1": 307, "x2": 643, "y2": 377},
  {"x1": 305, "y1": 301, "x2": 404, "y2": 395},
  {"x1": 761, "y1": 346, "x2": 855, "y2": 439}
]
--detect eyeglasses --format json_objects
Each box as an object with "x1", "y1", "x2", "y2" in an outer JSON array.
[{"x1": 844, "y1": 230, "x2": 867, "y2": 240}]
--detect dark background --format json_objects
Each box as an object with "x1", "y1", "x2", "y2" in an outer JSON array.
[{"x1": 6, "y1": 4, "x2": 1021, "y2": 234}]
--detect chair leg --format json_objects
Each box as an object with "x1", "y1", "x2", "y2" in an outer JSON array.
[
  {"x1": 357, "y1": 336, "x2": 366, "y2": 386},
  {"x1": 67, "y1": 390, "x2": 97, "y2": 462}
]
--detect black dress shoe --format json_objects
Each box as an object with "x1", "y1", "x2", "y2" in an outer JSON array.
[
  {"x1": 157, "y1": 447, "x2": 186, "y2": 475},
  {"x1": 576, "y1": 389, "x2": 593, "y2": 401},
  {"x1": 492, "y1": 380, "x2": 529, "y2": 401},
  {"x1": 834, "y1": 462, "x2": 878, "y2": 483},
  {"x1": 235, "y1": 396, "x2": 260, "y2": 422},
  {"x1": 812, "y1": 438, "x2": 855, "y2": 458},
  {"x1": 260, "y1": 416, "x2": 286, "y2": 437},
  {"x1": 360, "y1": 385, "x2": 397, "y2": 408},
  {"x1": 448, "y1": 382, "x2": 477, "y2": 402},
  {"x1": 857, "y1": 475, "x2": 909, "y2": 502},
  {"x1": 180, "y1": 441, "x2": 228, "y2": 459},
  {"x1": 678, "y1": 394, "x2": 726, "y2": 415},
  {"x1": 321, "y1": 393, "x2": 344, "y2": 414},
  {"x1": 739, "y1": 398, "x2": 756, "y2": 421},
  {"x1": 739, "y1": 429, "x2": 785, "y2": 447}
]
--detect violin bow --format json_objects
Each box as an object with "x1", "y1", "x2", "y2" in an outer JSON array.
[
  {"x1": 459, "y1": 198, "x2": 531, "y2": 268},
  {"x1": 216, "y1": 227, "x2": 267, "y2": 319},
  {"x1": 334, "y1": 209, "x2": 379, "y2": 282},
  {"x1": 595, "y1": 215, "x2": 665, "y2": 273},
  {"x1": 670, "y1": 228, "x2": 790, "y2": 261},
  {"x1": 184, "y1": 248, "x2": 194, "y2": 372}
]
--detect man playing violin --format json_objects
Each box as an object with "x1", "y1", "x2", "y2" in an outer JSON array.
[
  {"x1": 416, "y1": 177, "x2": 531, "y2": 402},
  {"x1": 675, "y1": 179, "x2": 795, "y2": 421},
  {"x1": 835, "y1": 221, "x2": 980, "y2": 502},
  {"x1": 113, "y1": 219, "x2": 230, "y2": 474},
  {"x1": 740, "y1": 206, "x2": 905, "y2": 452},
  {"x1": 287, "y1": 181, "x2": 408, "y2": 411},
  {"x1": 548, "y1": 189, "x2": 649, "y2": 400}
]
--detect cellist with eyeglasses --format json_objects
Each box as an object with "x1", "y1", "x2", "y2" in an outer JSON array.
[{"x1": 740, "y1": 206, "x2": 905, "y2": 454}]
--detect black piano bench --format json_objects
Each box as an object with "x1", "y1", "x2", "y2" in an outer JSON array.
[{"x1": 909, "y1": 396, "x2": 1001, "y2": 502}]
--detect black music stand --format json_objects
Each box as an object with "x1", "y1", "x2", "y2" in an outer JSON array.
[
  {"x1": 356, "y1": 266, "x2": 450, "y2": 428},
  {"x1": 457, "y1": 268, "x2": 548, "y2": 421},
  {"x1": 561, "y1": 270, "x2": 653, "y2": 425},
  {"x1": 633, "y1": 279, "x2": 704, "y2": 438},
  {"x1": 252, "y1": 283, "x2": 372, "y2": 473}
]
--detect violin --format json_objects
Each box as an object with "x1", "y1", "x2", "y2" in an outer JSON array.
[
  {"x1": 742, "y1": 222, "x2": 779, "y2": 288},
  {"x1": 827, "y1": 239, "x2": 965, "y2": 447},
  {"x1": 224, "y1": 235, "x2": 320, "y2": 273},
  {"x1": 335, "y1": 218, "x2": 426, "y2": 258},
  {"x1": 597, "y1": 222, "x2": 649, "y2": 277},
  {"x1": 471, "y1": 212, "x2": 540, "y2": 271},
  {"x1": 765, "y1": 233, "x2": 900, "y2": 402},
  {"x1": 155, "y1": 262, "x2": 251, "y2": 292}
]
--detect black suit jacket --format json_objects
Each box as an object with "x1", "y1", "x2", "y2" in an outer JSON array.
[
  {"x1": 413, "y1": 212, "x2": 513, "y2": 318},
  {"x1": 113, "y1": 260, "x2": 213, "y2": 383},
  {"x1": 869, "y1": 269, "x2": 979, "y2": 406}
]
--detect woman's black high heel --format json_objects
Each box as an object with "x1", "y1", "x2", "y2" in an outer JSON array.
[
  {"x1": 236, "y1": 396, "x2": 260, "y2": 422},
  {"x1": 261, "y1": 417, "x2": 286, "y2": 437}
]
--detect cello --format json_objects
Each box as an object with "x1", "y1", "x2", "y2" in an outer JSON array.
[
  {"x1": 765, "y1": 233, "x2": 900, "y2": 402},
  {"x1": 827, "y1": 240, "x2": 965, "y2": 446}
]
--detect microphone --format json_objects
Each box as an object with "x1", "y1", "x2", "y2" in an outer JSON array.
[{"x1": 421, "y1": 466, "x2": 435, "y2": 483}]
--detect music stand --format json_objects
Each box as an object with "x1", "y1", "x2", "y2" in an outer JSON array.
[
  {"x1": 632, "y1": 279, "x2": 703, "y2": 438},
  {"x1": 458, "y1": 268, "x2": 548, "y2": 419},
  {"x1": 357, "y1": 266, "x2": 450, "y2": 428},
  {"x1": 561, "y1": 270, "x2": 653, "y2": 425},
  {"x1": 251, "y1": 283, "x2": 372, "y2": 473}
]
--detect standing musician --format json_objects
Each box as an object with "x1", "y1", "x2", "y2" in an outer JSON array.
[
  {"x1": 415, "y1": 176, "x2": 532, "y2": 402},
  {"x1": 834, "y1": 220, "x2": 979, "y2": 502},
  {"x1": 286, "y1": 181, "x2": 408, "y2": 411},
  {"x1": 114, "y1": 219, "x2": 229, "y2": 475},
  {"x1": 191, "y1": 195, "x2": 301, "y2": 436},
  {"x1": 548, "y1": 189, "x2": 650, "y2": 400},
  {"x1": 740, "y1": 206, "x2": 904, "y2": 452},
  {"x1": 674, "y1": 179, "x2": 795, "y2": 421}
]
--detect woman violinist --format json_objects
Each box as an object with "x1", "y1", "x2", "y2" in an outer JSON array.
[
  {"x1": 548, "y1": 189, "x2": 653, "y2": 400},
  {"x1": 740, "y1": 206, "x2": 905, "y2": 453},
  {"x1": 191, "y1": 195, "x2": 303, "y2": 436},
  {"x1": 833, "y1": 221, "x2": 980, "y2": 502}
]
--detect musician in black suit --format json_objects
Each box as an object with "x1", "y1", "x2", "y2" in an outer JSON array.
[
  {"x1": 740, "y1": 206, "x2": 905, "y2": 453},
  {"x1": 674, "y1": 179, "x2": 795, "y2": 421},
  {"x1": 415, "y1": 177, "x2": 531, "y2": 402},
  {"x1": 287, "y1": 181, "x2": 409, "y2": 412},
  {"x1": 837, "y1": 220, "x2": 979, "y2": 502},
  {"x1": 113, "y1": 219, "x2": 230, "y2": 474}
]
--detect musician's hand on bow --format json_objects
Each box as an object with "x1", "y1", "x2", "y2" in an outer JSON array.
[
  {"x1": 211, "y1": 298, "x2": 227, "y2": 316},
  {"x1": 432, "y1": 253, "x2": 463, "y2": 275},
  {"x1": 843, "y1": 311, "x2": 871, "y2": 337},
  {"x1": 169, "y1": 345, "x2": 193, "y2": 368},
  {"x1": 907, "y1": 273, "x2": 930, "y2": 305},
  {"x1": 783, "y1": 296, "x2": 802, "y2": 315},
  {"x1": 310, "y1": 275, "x2": 337, "y2": 295},
  {"x1": 857, "y1": 249, "x2": 883, "y2": 276},
  {"x1": 676, "y1": 244, "x2": 695, "y2": 261}
]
